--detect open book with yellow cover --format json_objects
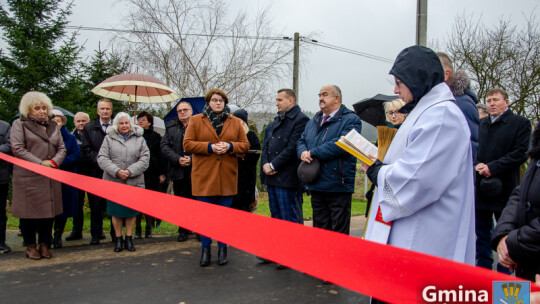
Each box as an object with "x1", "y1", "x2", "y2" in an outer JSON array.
[{"x1": 336, "y1": 129, "x2": 378, "y2": 166}]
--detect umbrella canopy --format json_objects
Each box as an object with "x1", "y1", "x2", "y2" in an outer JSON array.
[
  {"x1": 163, "y1": 97, "x2": 206, "y2": 123},
  {"x1": 352, "y1": 94, "x2": 398, "y2": 127},
  {"x1": 91, "y1": 73, "x2": 179, "y2": 104}
]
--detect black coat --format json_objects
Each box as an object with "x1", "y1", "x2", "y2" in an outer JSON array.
[
  {"x1": 475, "y1": 110, "x2": 531, "y2": 211},
  {"x1": 261, "y1": 105, "x2": 309, "y2": 189},
  {"x1": 143, "y1": 126, "x2": 166, "y2": 190},
  {"x1": 72, "y1": 129, "x2": 91, "y2": 176},
  {"x1": 491, "y1": 135, "x2": 540, "y2": 281},
  {"x1": 232, "y1": 130, "x2": 260, "y2": 211},
  {"x1": 0, "y1": 120, "x2": 12, "y2": 185},
  {"x1": 160, "y1": 119, "x2": 191, "y2": 181},
  {"x1": 81, "y1": 119, "x2": 107, "y2": 178}
]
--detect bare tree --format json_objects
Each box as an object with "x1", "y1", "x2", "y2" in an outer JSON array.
[
  {"x1": 115, "y1": 0, "x2": 294, "y2": 110},
  {"x1": 445, "y1": 13, "x2": 540, "y2": 123}
]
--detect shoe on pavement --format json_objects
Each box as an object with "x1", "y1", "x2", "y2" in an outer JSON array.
[
  {"x1": 0, "y1": 242, "x2": 11, "y2": 253},
  {"x1": 65, "y1": 231, "x2": 82, "y2": 241},
  {"x1": 256, "y1": 256, "x2": 272, "y2": 263}
]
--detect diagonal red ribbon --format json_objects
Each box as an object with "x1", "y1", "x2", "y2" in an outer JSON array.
[{"x1": 1, "y1": 152, "x2": 538, "y2": 303}]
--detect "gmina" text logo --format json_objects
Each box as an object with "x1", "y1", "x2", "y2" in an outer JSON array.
[{"x1": 422, "y1": 285, "x2": 489, "y2": 303}]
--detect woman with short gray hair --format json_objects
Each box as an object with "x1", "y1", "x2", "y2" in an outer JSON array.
[{"x1": 98, "y1": 112, "x2": 149, "y2": 252}]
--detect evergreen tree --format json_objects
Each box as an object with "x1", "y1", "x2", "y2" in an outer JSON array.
[{"x1": 0, "y1": 0, "x2": 83, "y2": 121}]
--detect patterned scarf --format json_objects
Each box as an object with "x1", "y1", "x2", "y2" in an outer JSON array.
[
  {"x1": 28, "y1": 114, "x2": 49, "y2": 127},
  {"x1": 203, "y1": 103, "x2": 230, "y2": 136}
]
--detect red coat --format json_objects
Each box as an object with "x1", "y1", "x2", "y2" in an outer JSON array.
[{"x1": 184, "y1": 114, "x2": 249, "y2": 197}]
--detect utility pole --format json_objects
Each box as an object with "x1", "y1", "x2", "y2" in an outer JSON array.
[
  {"x1": 293, "y1": 32, "x2": 300, "y2": 104},
  {"x1": 416, "y1": 0, "x2": 428, "y2": 46}
]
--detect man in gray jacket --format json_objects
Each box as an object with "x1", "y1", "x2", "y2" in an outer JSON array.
[{"x1": 0, "y1": 119, "x2": 11, "y2": 253}]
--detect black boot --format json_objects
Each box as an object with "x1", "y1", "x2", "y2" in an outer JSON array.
[
  {"x1": 134, "y1": 226, "x2": 142, "y2": 239},
  {"x1": 65, "y1": 231, "x2": 82, "y2": 241},
  {"x1": 178, "y1": 229, "x2": 188, "y2": 242},
  {"x1": 200, "y1": 248, "x2": 211, "y2": 267},
  {"x1": 114, "y1": 236, "x2": 123, "y2": 252},
  {"x1": 124, "y1": 236, "x2": 135, "y2": 251},
  {"x1": 53, "y1": 230, "x2": 63, "y2": 249},
  {"x1": 145, "y1": 226, "x2": 152, "y2": 238},
  {"x1": 217, "y1": 247, "x2": 228, "y2": 265}
]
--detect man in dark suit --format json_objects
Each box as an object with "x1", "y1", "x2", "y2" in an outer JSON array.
[
  {"x1": 81, "y1": 99, "x2": 114, "y2": 245},
  {"x1": 475, "y1": 88, "x2": 531, "y2": 273}
]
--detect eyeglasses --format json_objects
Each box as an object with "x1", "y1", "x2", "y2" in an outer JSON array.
[
  {"x1": 177, "y1": 108, "x2": 191, "y2": 113},
  {"x1": 387, "y1": 111, "x2": 400, "y2": 116},
  {"x1": 210, "y1": 98, "x2": 225, "y2": 103}
]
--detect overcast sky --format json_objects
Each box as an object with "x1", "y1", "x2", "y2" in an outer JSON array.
[{"x1": 3, "y1": 0, "x2": 538, "y2": 112}]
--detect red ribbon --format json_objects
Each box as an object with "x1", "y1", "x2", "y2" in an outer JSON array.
[{"x1": 2, "y1": 152, "x2": 538, "y2": 303}]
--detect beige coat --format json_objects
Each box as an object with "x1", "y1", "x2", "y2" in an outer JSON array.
[
  {"x1": 10, "y1": 117, "x2": 66, "y2": 218},
  {"x1": 184, "y1": 113, "x2": 249, "y2": 196}
]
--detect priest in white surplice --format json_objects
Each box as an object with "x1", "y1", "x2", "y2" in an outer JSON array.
[{"x1": 362, "y1": 45, "x2": 475, "y2": 265}]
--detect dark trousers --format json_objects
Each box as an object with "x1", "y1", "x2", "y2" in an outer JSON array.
[
  {"x1": 20, "y1": 218, "x2": 54, "y2": 245},
  {"x1": 136, "y1": 182, "x2": 158, "y2": 233},
  {"x1": 296, "y1": 191, "x2": 304, "y2": 225},
  {"x1": 311, "y1": 191, "x2": 352, "y2": 235},
  {"x1": 70, "y1": 189, "x2": 86, "y2": 233},
  {"x1": 135, "y1": 214, "x2": 154, "y2": 233},
  {"x1": 173, "y1": 178, "x2": 193, "y2": 234},
  {"x1": 197, "y1": 196, "x2": 233, "y2": 248},
  {"x1": 0, "y1": 184, "x2": 7, "y2": 243},
  {"x1": 268, "y1": 186, "x2": 300, "y2": 223},
  {"x1": 88, "y1": 192, "x2": 107, "y2": 237},
  {"x1": 475, "y1": 209, "x2": 511, "y2": 274},
  {"x1": 53, "y1": 217, "x2": 68, "y2": 233}
]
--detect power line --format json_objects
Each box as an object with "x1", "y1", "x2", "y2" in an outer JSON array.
[
  {"x1": 65, "y1": 25, "x2": 287, "y2": 41},
  {"x1": 300, "y1": 38, "x2": 394, "y2": 63},
  {"x1": 66, "y1": 25, "x2": 394, "y2": 63}
]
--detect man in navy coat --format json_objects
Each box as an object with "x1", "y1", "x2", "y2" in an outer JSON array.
[
  {"x1": 262, "y1": 89, "x2": 309, "y2": 227},
  {"x1": 297, "y1": 85, "x2": 362, "y2": 235}
]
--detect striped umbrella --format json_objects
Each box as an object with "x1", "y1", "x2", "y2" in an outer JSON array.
[{"x1": 91, "y1": 73, "x2": 179, "y2": 115}]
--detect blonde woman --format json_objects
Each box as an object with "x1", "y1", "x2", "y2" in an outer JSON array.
[
  {"x1": 383, "y1": 99, "x2": 406, "y2": 128},
  {"x1": 10, "y1": 91, "x2": 66, "y2": 260}
]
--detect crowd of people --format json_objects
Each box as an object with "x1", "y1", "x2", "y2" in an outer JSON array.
[{"x1": 0, "y1": 46, "x2": 538, "y2": 297}]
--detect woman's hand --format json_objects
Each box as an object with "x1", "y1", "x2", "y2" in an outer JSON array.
[
  {"x1": 212, "y1": 142, "x2": 229, "y2": 155},
  {"x1": 116, "y1": 169, "x2": 131, "y2": 181},
  {"x1": 41, "y1": 160, "x2": 55, "y2": 168},
  {"x1": 159, "y1": 174, "x2": 166, "y2": 184}
]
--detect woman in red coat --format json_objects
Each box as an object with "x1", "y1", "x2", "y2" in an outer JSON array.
[{"x1": 184, "y1": 88, "x2": 249, "y2": 267}]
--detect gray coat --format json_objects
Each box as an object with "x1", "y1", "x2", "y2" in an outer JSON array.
[
  {"x1": 10, "y1": 117, "x2": 66, "y2": 218},
  {"x1": 97, "y1": 125, "x2": 149, "y2": 188}
]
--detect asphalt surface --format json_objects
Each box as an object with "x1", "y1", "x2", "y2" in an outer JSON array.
[{"x1": 0, "y1": 217, "x2": 370, "y2": 304}]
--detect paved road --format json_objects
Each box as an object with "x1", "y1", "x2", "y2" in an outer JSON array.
[{"x1": 0, "y1": 217, "x2": 370, "y2": 304}]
